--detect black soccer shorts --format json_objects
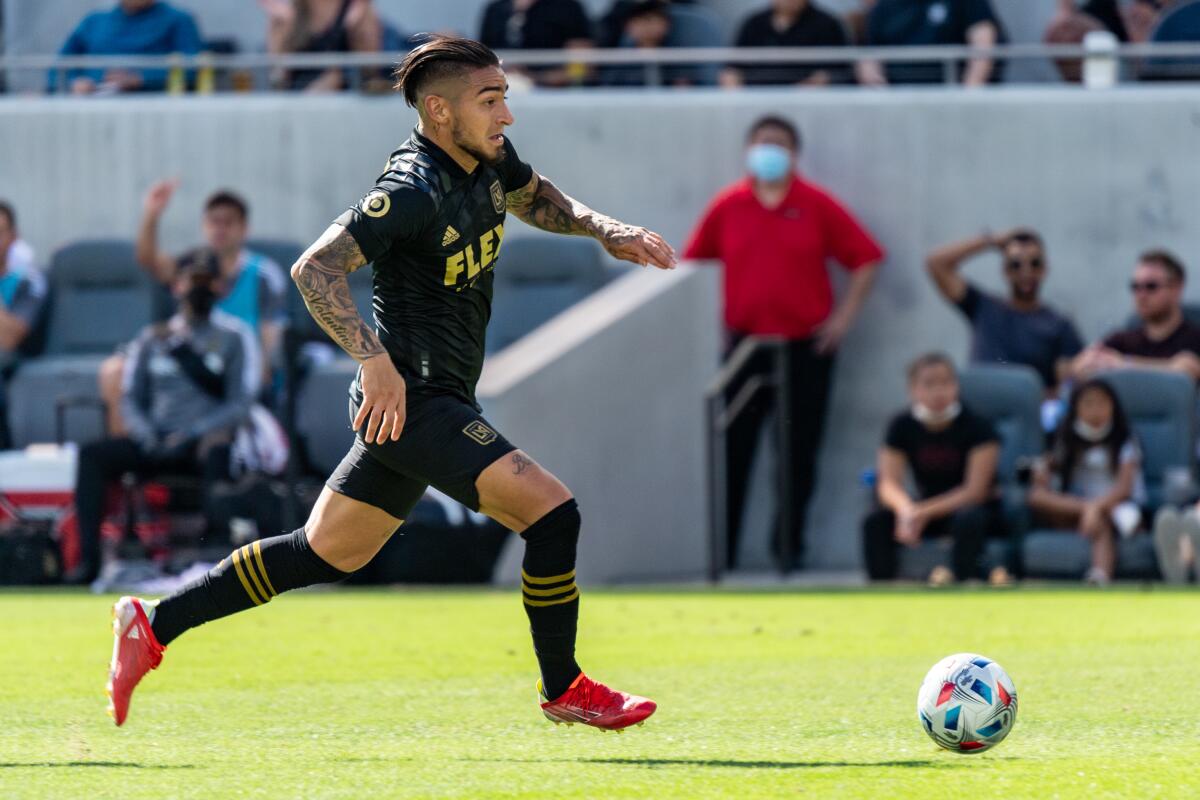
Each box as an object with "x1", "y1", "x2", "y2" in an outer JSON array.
[{"x1": 326, "y1": 384, "x2": 517, "y2": 520}]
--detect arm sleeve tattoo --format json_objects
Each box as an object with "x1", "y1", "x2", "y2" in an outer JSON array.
[
  {"x1": 290, "y1": 224, "x2": 385, "y2": 363},
  {"x1": 506, "y1": 173, "x2": 609, "y2": 238}
]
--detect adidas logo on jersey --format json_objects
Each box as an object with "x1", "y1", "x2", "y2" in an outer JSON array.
[{"x1": 442, "y1": 226, "x2": 460, "y2": 247}]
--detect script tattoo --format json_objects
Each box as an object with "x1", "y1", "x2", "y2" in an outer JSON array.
[
  {"x1": 511, "y1": 452, "x2": 534, "y2": 476},
  {"x1": 291, "y1": 225, "x2": 385, "y2": 362}
]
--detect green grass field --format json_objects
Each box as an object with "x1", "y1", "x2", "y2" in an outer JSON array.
[{"x1": 4, "y1": 587, "x2": 1200, "y2": 799}]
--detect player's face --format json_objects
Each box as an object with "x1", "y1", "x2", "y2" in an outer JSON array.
[
  {"x1": 1130, "y1": 261, "x2": 1179, "y2": 323},
  {"x1": 203, "y1": 205, "x2": 247, "y2": 256},
  {"x1": 1002, "y1": 241, "x2": 1044, "y2": 302},
  {"x1": 910, "y1": 364, "x2": 959, "y2": 414},
  {"x1": 449, "y1": 66, "x2": 514, "y2": 167}
]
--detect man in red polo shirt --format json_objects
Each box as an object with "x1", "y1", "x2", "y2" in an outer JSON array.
[{"x1": 685, "y1": 115, "x2": 884, "y2": 570}]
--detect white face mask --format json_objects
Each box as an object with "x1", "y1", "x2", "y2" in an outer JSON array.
[
  {"x1": 1074, "y1": 419, "x2": 1112, "y2": 443},
  {"x1": 913, "y1": 401, "x2": 961, "y2": 426}
]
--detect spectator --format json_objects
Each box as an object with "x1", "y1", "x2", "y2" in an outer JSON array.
[
  {"x1": 1070, "y1": 250, "x2": 1200, "y2": 382},
  {"x1": 69, "y1": 250, "x2": 255, "y2": 584},
  {"x1": 1028, "y1": 378, "x2": 1144, "y2": 586},
  {"x1": 684, "y1": 115, "x2": 884, "y2": 569},
  {"x1": 602, "y1": 0, "x2": 709, "y2": 87},
  {"x1": 863, "y1": 353, "x2": 1005, "y2": 586},
  {"x1": 98, "y1": 182, "x2": 283, "y2": 436},
  {"x1": 597, "y1": 0, "x2": 696, "y2": 47},
  {"x1": 0, "y1": 202, "x2": 47, "y2": 361},
  {"x1": 721, "y1": 0, "x2": 850, "y2": 88},
  {"x1": 926, "y1": 228, "x2": 1083, "y2": 394},
  {"x1": 479, "y1": 0, "x2": 594, "y2": 87},
  {"x1": 261, "y1": 0, "x2": 384, "y2": 92},
  {"x1": 55, "y1": 0, "x2": 202, "y2": 95},
  {"x1": 856, "y1": 0, "x2": 1006, "y2": 86}
]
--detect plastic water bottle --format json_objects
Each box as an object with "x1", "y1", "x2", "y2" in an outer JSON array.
[{"x1": 1083, "y1": 30, "x2": 1119, "y2": 89}]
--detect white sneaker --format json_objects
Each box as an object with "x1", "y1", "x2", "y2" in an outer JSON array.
[{"x1": 1154, "y1": 508, "x2": 1189, "y2": 584}]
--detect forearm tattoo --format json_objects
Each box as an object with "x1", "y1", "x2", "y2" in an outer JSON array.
[
  {"x1": 292, "y1": 226, "x2": 385, "y2": 362},
  {"x1": 507, "y1": 174, "x2": 609, "y2": 239}
]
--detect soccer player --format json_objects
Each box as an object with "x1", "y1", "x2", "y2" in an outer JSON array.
[{"x1": 107, "y1": 35, "x2": 676, "y2": 732}]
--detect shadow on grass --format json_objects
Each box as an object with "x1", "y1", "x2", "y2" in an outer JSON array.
[
  {"x1": 0, "y1": 761, "x2": 195, "y2": 769},
  {"x1": 460, "y1": 757, "x2": 977, "y2": 770}
]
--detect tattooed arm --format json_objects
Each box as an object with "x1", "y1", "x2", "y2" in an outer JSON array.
[
  {"x1": 505, "y1": 173, "x2": 676, "y2": 270},
  {"x1": 291, "y1": 224, "x2": 405, "y2": 443}
]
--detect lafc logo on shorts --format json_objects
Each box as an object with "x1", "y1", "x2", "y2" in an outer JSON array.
[
  {"x1": 463, "y1": 420, "x2": 498, "y2": 445},
  {"x1": 490, "y1": 180, "x2": 505, "y2": 214},
  {"x1": 362, "y1": 192, "x2": 390, "y2": 218}
]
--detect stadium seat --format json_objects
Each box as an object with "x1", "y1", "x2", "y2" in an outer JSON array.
[
  {"x1": 43, "y1": 240, "x2": 157, "y2": 356},
  {"x1": 7, "y1": 356, "x2": 106, "y2": 447},
  {"x1": 294, "y1": 357, "x2": 357, "y2": 475},
  {"x1": 895, "y1": 365, "x2": 1043, "y2": 581},
  {"x1": 1022, "y1": 369, "x2": 1195, "y2": 579},
  {"x1": 489, "y1": 236, "x2": 608, "y2": 352}
]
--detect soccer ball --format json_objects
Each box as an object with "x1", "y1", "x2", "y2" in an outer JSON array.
[{"x1": 917, "y1": 652, "x2": 1017, "y2": 753}]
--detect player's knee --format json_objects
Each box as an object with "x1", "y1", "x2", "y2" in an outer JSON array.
[{"x1": 520, "y1": 498, "x2": 581, "y2": 545}]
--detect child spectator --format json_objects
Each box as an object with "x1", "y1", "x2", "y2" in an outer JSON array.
[
  {"x1": 862, "y1": 353, "x2": 1005, "y2": 586},
  {"x1": 1028, "y1": 379, "x2": 1144, "y2": 586}
]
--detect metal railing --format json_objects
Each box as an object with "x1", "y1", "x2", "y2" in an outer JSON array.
[
  {"x1": 705, "y1": 336, "x2": 796, "y2": 581},
  {"x1": 4, "y1": 42, "x2": 1200, "y2": 91}
]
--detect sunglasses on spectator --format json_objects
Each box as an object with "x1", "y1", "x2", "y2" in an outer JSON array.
[
  {"x1": 1005, "y1": 257, "x2": 1043, "y2": 272},
  {"x1": 1130, "y1": 281, "x2": 1166, "y2": 293}
]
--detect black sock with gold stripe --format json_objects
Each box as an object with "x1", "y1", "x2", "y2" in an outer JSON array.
[
  {"x1": 520, "y1": 499, "x2": 582, "y2": 700},
  {"x1": 150, "y1": 529, "x2": 350, "y2": 646}
]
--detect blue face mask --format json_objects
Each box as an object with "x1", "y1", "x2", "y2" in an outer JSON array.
[{"x1": 746, "y1": 143, "x2": 792, "y2": 182}]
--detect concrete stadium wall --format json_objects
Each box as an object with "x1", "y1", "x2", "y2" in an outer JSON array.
[
  {"x1": 479, "y1": 265, "x2": 720, "y2": 584},
  {"x1": 2, "y1": 87, "x2": 1200, "y2": 571}
]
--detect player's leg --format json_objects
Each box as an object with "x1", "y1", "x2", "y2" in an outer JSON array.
[
  {"x1": 108, "y1": 441, "x2": 423, "y2": 725},
  {"x1": 472, "y1": 450, "x2": 655, "y2": 731}
]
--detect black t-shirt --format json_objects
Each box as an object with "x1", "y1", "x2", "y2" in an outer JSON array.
[
  {"x1": 479, "y1": 0, "x2": 593, "y2": 49},
  {"x1": 884, "y1": 408, "x2": 999, "y2": 500},
  {"x1": 336, "y1": 130, "x2": 534, "y2": 406},
  {"x1": 734, "y1": 7, "x2": 849, "y2": 85},
  {"x1": 1103, "y1": 319, "x2": 1200, "y2": 361},
  {"x1": 866, "y1": 0, "x2": 1006, "y2": 84}
]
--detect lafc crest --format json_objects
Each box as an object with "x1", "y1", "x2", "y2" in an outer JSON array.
[{"x1": 490, "y1": 180, "x2": 505, "y2": 214}]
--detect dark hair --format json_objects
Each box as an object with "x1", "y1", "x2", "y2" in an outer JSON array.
[
  {"x1": 906, "y1": 352, "x2": 957, "y2": 384},
  {"x1": 747, "y1": 115, "x2": 802, "y2": 153},
  {"x1": 1001, "y1": 228, "x2": 1044, "y2": 251},
  {"x1": 0, "y1": 200, "x2": 14, "y2": 230},
  {"x1": 1138, "y1": 248, "x2": 1186, "y2": 285},
  {"x1": 393, "y1": 35, "x2": 501, "y2": 110},
  {"x1": 204, "y1": 190, "x2": 248, "y2": 222},
  {"x1": 1054, "y1": 378, "x2": 1132, "y2": 491},
  {"x1": 627, "y1": 0, "x2": 670, "y2": 20},
  {"x1": 176, "y1": 246, "x2": 221, "y2": 278}
]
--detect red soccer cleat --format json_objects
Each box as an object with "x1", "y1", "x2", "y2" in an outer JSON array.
[
  {"x1": 539, "y1": 673, "x2": 656, "y2": 732},
  {"x1": 106, "y1": 596, "x2": 165, "y2": 726}
]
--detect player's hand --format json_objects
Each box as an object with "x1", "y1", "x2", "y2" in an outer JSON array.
[
  {"x1": 354, "y1": 353, "x2": 406, "y2": 444},
  {"x1": 143, "y1": 178, "x2": 179, "y2": 217},
  {"x1": 599, "y1": 223, "x2": 676, "y2": 271}
]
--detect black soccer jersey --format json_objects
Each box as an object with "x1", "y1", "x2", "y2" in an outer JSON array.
[{"x1": 336, "y1": 130, "x2": 533, "y2": 405}]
